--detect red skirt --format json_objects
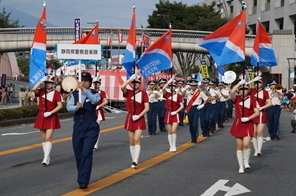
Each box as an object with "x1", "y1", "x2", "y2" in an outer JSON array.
[
  {"x1": 230, "y1": 118, "x2": 254, "y2": 137},
  {"x1": 96, "y1": 109, "x2": 105, "y2": 121},
  {"x1": 252, "y1": 110, "x2": 268, "y2": 124},
  {"x1": 34, "y1": 111, "x2": 61, "y2": 129},
  {"x1": 164, "y1": 111, "x2": 181, "y2": 123},
  {"x1": 124, "y1": 112, "x2": 146, "y2": 130}
]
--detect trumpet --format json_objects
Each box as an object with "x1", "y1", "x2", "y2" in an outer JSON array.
[
  {"x1": 152, "y1": 86, "x2": 160, "y2": 93},
  {"x1": 275, "y1": 84, "x2": 283, "y2": 93}
]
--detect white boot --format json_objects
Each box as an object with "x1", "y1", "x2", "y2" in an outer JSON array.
[
  {"x1": 237, "y1": 150, "x2": 244, "y2": 174},
  {"x1": 168, "y1": 135, "x2": 173, "y2": 151},
  {"x1": 41, "y1": 142, "x2": 46, "y2": 165},
  {"x1": 42, "y1": 142, "x2": 52, "y2": 166},
  {"x1": 130, "y1": 146, "x2": 135, "y2": 168},
  {"x1": 252, "y1": 138, "x2": 258, "y2": 156},
  {"x1": 171, "y1": 134, "x2": 177, "y2": 152},
  {"x1": 257, "y1": 137, "x2": 263, "y2": 156},
  {"x1": 132, "y1": 145, "x2": 141, "y2": 169},
  {"x1": 94, "y1": 133, "x2": 100, "y2": 151},
  {"x1": 243, "y1": 149, "x2": 251, "y2": 169}
]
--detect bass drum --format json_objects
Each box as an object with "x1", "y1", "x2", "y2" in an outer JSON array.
[{"x1": 62, "y1": 76, "x2": 78, "y2": 92}]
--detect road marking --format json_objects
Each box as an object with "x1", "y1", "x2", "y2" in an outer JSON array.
[
  {"x1": 1, "y1": 131, "x2": 39, "y2": 136},
  {"x1": 0, "y1": 125, "x2": 124, "y2": 156},
  {"x1": 62, "y1": 134, "x2": 210, "y2": 196},
  {"x1": 201, "y1": 179, "x2": 251, "y2": 196}
]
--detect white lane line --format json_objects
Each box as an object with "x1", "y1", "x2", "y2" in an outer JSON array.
[{"x1": 1, "y1": 130, "x2": 39, "y2": 136}]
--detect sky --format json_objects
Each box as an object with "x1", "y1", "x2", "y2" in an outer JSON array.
[{"x1": 1, "y1": 0, "x2": 204, "y2": 28}]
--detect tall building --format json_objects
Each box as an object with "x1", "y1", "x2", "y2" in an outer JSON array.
[
  {"x1": 196, "y1": 0, "x2": 296, "y2": 35},
  {"x1": 196, "y1": 0, "x2": 296, "y2": 88}
]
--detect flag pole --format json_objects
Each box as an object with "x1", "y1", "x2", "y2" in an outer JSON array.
[
  {"x1": 132, "y1": 4, "x2": 136, "y2": 116},
  {"x1": 78, "y1": 59, "x2": 82, "y2": 102},
  {"x1": 242, "y1": 4, "x2": 247, "y2": 118}
]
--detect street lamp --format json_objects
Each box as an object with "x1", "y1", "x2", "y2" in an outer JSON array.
[{"x1": 156, "y1": 14, "x2": 171, "y2": 28}]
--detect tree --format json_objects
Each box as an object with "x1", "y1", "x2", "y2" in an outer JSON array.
[
  {"x1": 17, "y1": 58, "x2": 29, "y2": 76},
  {"x1": 46, "y1": 59, "x2": 63, "y2": 70},
  {"x1": 147, "y1": 1, "x2": 227, "y2": 31},
  {"x1": 147, "y1": 1, "x2": 228, "y2": 80},
  {"x1": 0, "y1": 8, "x2": 24, "y2": 28}
]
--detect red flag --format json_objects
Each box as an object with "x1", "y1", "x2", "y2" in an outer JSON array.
[
  {"x1": 73, "y1": 24, "x2": 99, "y2": 44},
  {"x1": 32, "y1": 7, "x2": 46, "y2": 46}
]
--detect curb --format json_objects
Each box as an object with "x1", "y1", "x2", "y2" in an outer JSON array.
[{"x1": 0, "y1": 113, "x2": 74, "y2": 128}]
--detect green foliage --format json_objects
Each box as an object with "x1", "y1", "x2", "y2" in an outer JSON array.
[
  {"x1": 46, "y1": 59, "x2": 64, "y2": 70},
  {"x1": 0, "y1": 8, "x2": 24, "y2": 28},
  {"x1": 147, "y1": 0, "x2": 227, "y2": 31},
  {"x1": 0, "y1": 103, "x2": 68, "y2": 121},
  {"x1": 17, "y1": 58, "x2": 29, "y2": 76}
]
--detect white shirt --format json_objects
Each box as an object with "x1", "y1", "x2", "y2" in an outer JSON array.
[{"x1": 186, "y1": 90, "x2": 208, "y2": 106}]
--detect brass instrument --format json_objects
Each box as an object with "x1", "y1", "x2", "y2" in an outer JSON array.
[
  {"x1": 152, "y1": 86, "x2": 160, "y2": 93},
  {"x1": 199, "y1": 83, "x2": 212, "y2": 103},
  {"x1": 275, "y1": 84, "x2": 283, "y2": 93}
]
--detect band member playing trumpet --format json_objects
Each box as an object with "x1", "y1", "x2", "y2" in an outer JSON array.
[
  {"x1": 32, "y1": 75, "x2": 63, "y2": 166},
  {"x1": 66, "y1": 72, "x2": 100, "y2": 189},
  {"x1": 208, "y1": 80, "x2": 220, "y2": 133},
  {"x1": 184, "y1": 80, "x2": 208, "y2": 143},
  {"x1": 230, "y1": 80, "x2": 259, "y2": 174},
  {"x1": 266, "y1": 80, "x2": 283, "y2": 140},
  {"x1": 121, "y1": 74, "x2": 149, "y2": 169},
  {"x1": 92, "y1": 77, "x2": 108, "y2": 151},
  {"x1": 162, "y1": 78, "x2": 184, "y2": 152},
  {"x1": 249, "y1": 78, "x2": 272, "y2": 156},
  {"x1": 217, "y1": 82, "x2": 229, "y2": 128},
  {"x1": 147, "y1": 80, "x2": 159, "y2": 135}
]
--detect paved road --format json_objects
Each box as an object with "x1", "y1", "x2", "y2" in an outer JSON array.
[{"x1": 1, "y1": 110, "x2": 296, "y2": 196}]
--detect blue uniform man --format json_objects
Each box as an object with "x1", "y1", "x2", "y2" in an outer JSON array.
[
  {"x1": 66, "y1": 72, "x2": 100, "y2": 189},
  {"x1": 147, "y1": 80, "x2": 159, "y2": 135}
]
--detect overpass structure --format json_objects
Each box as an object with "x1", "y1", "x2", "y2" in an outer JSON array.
[
  {"x1": 0, "y1": 27, "x2": 295, "y2": 88},
  {"x1": 0, "y1": 27, "x2": 255, "y2": 56}
]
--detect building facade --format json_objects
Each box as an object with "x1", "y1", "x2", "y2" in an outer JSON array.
[{"x1": 197, "y1": 0, "x2": 296, "y2": 88}]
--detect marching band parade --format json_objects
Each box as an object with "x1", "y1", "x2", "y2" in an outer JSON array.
[{"x1": 2, "y1": 1, "x2": 296, "y2": 195}]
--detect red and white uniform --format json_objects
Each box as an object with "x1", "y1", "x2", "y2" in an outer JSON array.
[
  {"x1": 95, "y1": 90, "x2": 107, "y2": 121},
  {"x1": 164, "y1": 92, "x2": 183, "y2": 123},
  {"x1": 34, "y1": 89, "x2": 62, "y2": 129},
  {"x1": 249, "y1": 88, "x2": 270, "y2": 124},
  {"x1": 123, "y1": 89, "x2": 149, "y2": 130},
  {"x1": 230, "y1": 96, "x2": 258, "y2": 137}
]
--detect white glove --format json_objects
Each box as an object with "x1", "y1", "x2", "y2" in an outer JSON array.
[
  {"x1": 129, "y1": 74, "x2": 137, "y2": 80},
  {"x1": 241, "y1": 117, "x2": 249, "y2": 122},
  {"x1": 41, "y1": 76, "x2": 48, "y2": 82},
  {"x1": 254, "y1": 76, "x2": 262, "y2": 81},
  {"x1": 96, "y1": 106, "x2": 100, "y2": 110},
  {"x1": 170, "y1": 111, "x2": 177, "y2": 116},
  {"x1": 168, "y1": 77, "x2": 175, "y2": 84},
  {"x1": 132, "y1": 115, "x2": 140, "y2": 121},
  {"x1": 197, "y1": 105, "x2": 204, "y2": 110},
  {"x1": 258, "y1": 107, "x2": 263, "y2": 111},
  {"x1": 44, "y1": 112, "x2": 52, "y2": 118},
  {"x1": 239, "y1": 79, "x2": 246, "y2": 85}
]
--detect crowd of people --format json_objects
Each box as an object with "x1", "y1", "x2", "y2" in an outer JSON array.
[
  {"x1": 0, "y1": 83, "x2": 15, "y2": 105},
  {"x1": 27, "y1": 71, "x2": 296, "y2": 189}
]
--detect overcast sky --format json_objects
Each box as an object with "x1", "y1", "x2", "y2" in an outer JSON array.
[{"x1": 1, "y1": 0, "x2": 204, "y2": 28}]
